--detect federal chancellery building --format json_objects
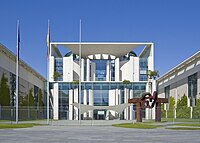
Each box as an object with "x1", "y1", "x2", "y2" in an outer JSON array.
[{"x1": 48, "y1": 42, "x2": 156, "y2": 120}]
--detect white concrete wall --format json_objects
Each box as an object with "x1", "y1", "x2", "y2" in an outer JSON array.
[
  {"x1": 53, "y1": 83, "x2": 59, "y2": 120},
  {"x1": 69, "y1": 90, "x2": 74, "y2": 120},
  {"x1": 106, "y1": 61, "x2": 110, "y2": 81},
  {"x1": 86, "y1": 59, "x2": 90, "y2": 81},
  {"x1": 115, "y1": 58, "x2": 120, "y2": 81},
  {"x1": 124, "y1": 88, "x2": 129, "y2": 120},
  {"x1": 120, "y1": 58, "x2": 134, "y2": 81},
  {"x1": 74, "y1": 88, "x2": 79, "y2": 120},
  {"x1": 109, "y1": 90, "x2": 116, "y2": 117},
  {"x1": 81, "y1": 59, "x2": 84, "y2": 81},
  {"x1": 133, "y1": 57, "x2": 139, "y2": 81},
  {"x1": 49, "y1": 56, "x2": 54, "y2": 82},
  {"x1": 63, "y1": 56, "x2": 73, "y2": 82},
  {"x1": 73, "y1": 61, "x2": 80, "y2": 81},
  {"x1": 83, "y1": 90, "x2": 87, "y2": 117},
  {"x1": 88, "y1": 90, "x2": 93, "y2": 118},
  {"x1": 129, "y1": 90, "x2": 133, "y2": 120},
  {"x1": 91, "y1": 62, "x2": 96, "y2": 81}
]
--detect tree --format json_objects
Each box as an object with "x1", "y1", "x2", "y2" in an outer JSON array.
[
  {"x1": 0, "y1": 73, "x2": 10, "y2": 106},
  {"x1": 161, "y1": 96, "x2": 175, "y2": 118},
  {"x1": 122, "y1": 79, "x2": 131, "y2": 85},
  {"x1": 38, "y1": 89, "x2": 44, "y2": 107},
  {"x1": 176, "y1": 94, "x2": 190, "y2": 118},
  {"x1": 53, "y1": 71, "x2": 61, "y2": 81},
  {"x1": 192, "y1": 98, "x2": 200, "y2": 119},
  {"x1": 147, "y1": 70, "x2": 159, "y2": 80},
  {"x1": 28, "y1": 88, "x2": 34, "y2": 107},
  {"x1": 147, "y1": 70, "x2": 159, "y2": 93}
]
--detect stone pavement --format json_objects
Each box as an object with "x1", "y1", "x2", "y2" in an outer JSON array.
[{"x1": 0, "y1": 124, "x2": 200, "y2": 143}]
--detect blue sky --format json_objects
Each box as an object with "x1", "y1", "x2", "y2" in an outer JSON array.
[{"x1": 0, "y1": 0, "x2": 199, "y2": 78}]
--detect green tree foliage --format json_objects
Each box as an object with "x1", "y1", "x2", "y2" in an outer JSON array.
[
  {"x1": 162, "y1": 96, "x2": 175, "y2": 118},
  {"x1": 53, "y1": 71, "x2": 61, "y2": 81},
  {"x1": 122, "y1": 80, "x2": 131, "y2": 85},
  {"x1": 38, "y1": 89, "x2": 44, "y2": 107},
  {"x1": 147, "y1": 70, "x2": 159, "y2": 79},
  {"x1": 0, "y1": 74, "x2": 10, "y2": 106},
  {"x1": 193, "y1": 98, "x2": 200, "y2": 119},
  {"x1": 28, "y1": 88, "x2": 34, "y2": 107},
  {"x1": 20, "y1": 95, "x2": 28, "y2": 106},
  {"x1": 177, "y1": 94, "x2": 190, "y2": 118}
]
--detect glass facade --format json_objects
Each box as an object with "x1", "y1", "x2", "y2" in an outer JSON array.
[
  {"x1": 57, "y1": 82, "x2": 146, "y2": 120},
  {"x1": 92, "y1": 60, "x2": 107, "y2": 81},
  {"x1": 54, "y1": 58, "x2": 63, "y2": 81},
  {"x1": 188, "y1": 73, "x2": 197, "y2": 106},
  {"x1": 164, "y1": 86, "x2": 170, "y2": 99},
  {"x1": 139, "y1": 58, "x2": 148, "y2": 81},
  {"x1": 58, "y1": 84, "x2": 69, "y2": 119}
]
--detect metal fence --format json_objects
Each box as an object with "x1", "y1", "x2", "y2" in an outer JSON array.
[
  {"x1": 0, "y1": 106, "x2": 53, "y2": 122},
  {"x1": 161, "y1": 106, "x2": 200, "y2": 122}
]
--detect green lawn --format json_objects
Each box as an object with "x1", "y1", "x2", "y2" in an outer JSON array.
[
  {"x1": 0, "y1": 123, "x2": 40, "y2": 129},
  {"x1": 161, "y1": 118, "x2": 200, "y2": 122},
  {"x1": 173, "y1": 123, "x2": 200, "y2": 127},
  {"x1": 112, "y1": 123, "x2": 159, "y2": 129},
  {"x1": 166, "y1": 127, "x2": 200, "y2": 130}
]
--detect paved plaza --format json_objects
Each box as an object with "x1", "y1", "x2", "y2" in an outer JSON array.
[{"x1": 0, "y1": 124, "x2": 200, "y2": 143}]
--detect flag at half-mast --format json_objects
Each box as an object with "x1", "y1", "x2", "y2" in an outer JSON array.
[
  {"x1": 46, "y1": 21, "x2": 50, "y2": 56},
  {"x1": 17, "y1": 21, "x2": 20, "y2": 60}
]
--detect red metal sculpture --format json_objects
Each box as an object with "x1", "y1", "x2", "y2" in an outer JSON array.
[{"x1": 128, "y1": 91, "x2": 168, "y2": 122}]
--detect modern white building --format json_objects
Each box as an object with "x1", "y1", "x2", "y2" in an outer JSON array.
[
  {"x1": 49, "y1": 42, "x2": 156, "y2": 120},
  {"x1": 0, "y1": 43, "x2": 46, "y2": 109},
  {"x1": 157, "y1": 51, "x2": 200, "y2": 108}
]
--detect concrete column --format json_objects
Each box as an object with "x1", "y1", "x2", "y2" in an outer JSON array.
[
  {"x1": 109, "y1": 90, "x2": 116, "y2": 118},
  {"x1": 49, "y1": 56, "x2": 54, "y2": 82},
  {"x1": 91, "y1": 62, "x2": 96, "y2": 81},
  {"x1": 115, "y1": 89, "x2": 119, "y2": 105},
  {"x1": 83, "y1": 90, "x2": 87, "y2": 117},
  {"x1": 53, "y1": 83, "x2": 59, "y2": 120},
  {"x1": 133, "y1": 57, "x2": 139, "y2": 81},
  {"x1": 129, "y1": 89, "x2": 133, "y2": 120},
  {"x1": 124, "y1": 88, "x2": 129, "y2": 120},
  {"x1": 69, "y1": 89, "x2": 73, "y2": 120},
  {"x1": 118, "y1": 89, "x2": 121, "y2": 104},
  {"x1": 88, "y1": 90, "x2": 93, "y2": 118},
  {"x1": 115, "y1": 58, "x2": 119, "y2": 81},
  {"x1": 63, "y1": 56, "x2": 73, "y2": 82},
  {"x1": 86, "y1": 59, "x2": 90, "y2": 81},
  {"x1": 74, "y1": 88, "x2": 79, "y2": 120},
  {"x1": 106, "y1": 61, "x2": 110, "y2": 81},
  {"x1": 81, "y1": 59, "x2": 84, "y2": 81}
]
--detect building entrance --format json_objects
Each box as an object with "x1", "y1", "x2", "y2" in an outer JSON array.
[{"x1": 93, "y1": 109, "x2": 106, "y2": 120}]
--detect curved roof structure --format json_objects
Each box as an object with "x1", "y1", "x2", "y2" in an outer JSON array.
[{"x1": 51, "y1": 42, "x2": 153, "y2": 58}]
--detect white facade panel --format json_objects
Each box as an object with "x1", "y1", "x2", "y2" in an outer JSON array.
[
  {"x1": 53, "y1": 83, "x2": 59, "y2": 120},
  {"x1": 133, "y1": 57, "x2": 139, "y2": 81}
]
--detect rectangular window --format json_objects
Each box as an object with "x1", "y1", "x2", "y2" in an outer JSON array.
[
  {"x1": 164, "y1": 86, "x2": 170, "y2": 99},
  {"x1": 54, "y1": 58, "x2": 63, "y2": 81},
  {"x1": 188, "y1": 73, "x2": 197, "y2": 106},
  {"x1": 139, "y1": 58, "x2": 148, "y2": 81}
]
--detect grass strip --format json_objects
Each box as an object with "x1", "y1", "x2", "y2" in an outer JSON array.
[
  {"x1": 173, "y1": 123, "x2": 200, "y2": 127},
  {"x1": 0, "y1": 123, "x2": 40, "y2": 129},
  {"x1": 112, "y1": 123, "x2": 158, "y2": 129},
  {"x1": 166, "y1": 127, "x2": 200, "y2": 130}
]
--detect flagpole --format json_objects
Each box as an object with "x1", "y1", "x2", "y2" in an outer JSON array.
[
  {"x1": 79, "y1": 19, "x2": 82, "y2": 125},
  {"x1": 47, "y1": 20, "x2": 50, "y2": 124},
  {"x1": 16, "y1": 20, "x2": 20, "y2": 124}
]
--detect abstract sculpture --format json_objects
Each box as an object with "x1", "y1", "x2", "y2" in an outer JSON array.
[{"x1": 128, "y1": 91, "x2": 168, "y2": 122}]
